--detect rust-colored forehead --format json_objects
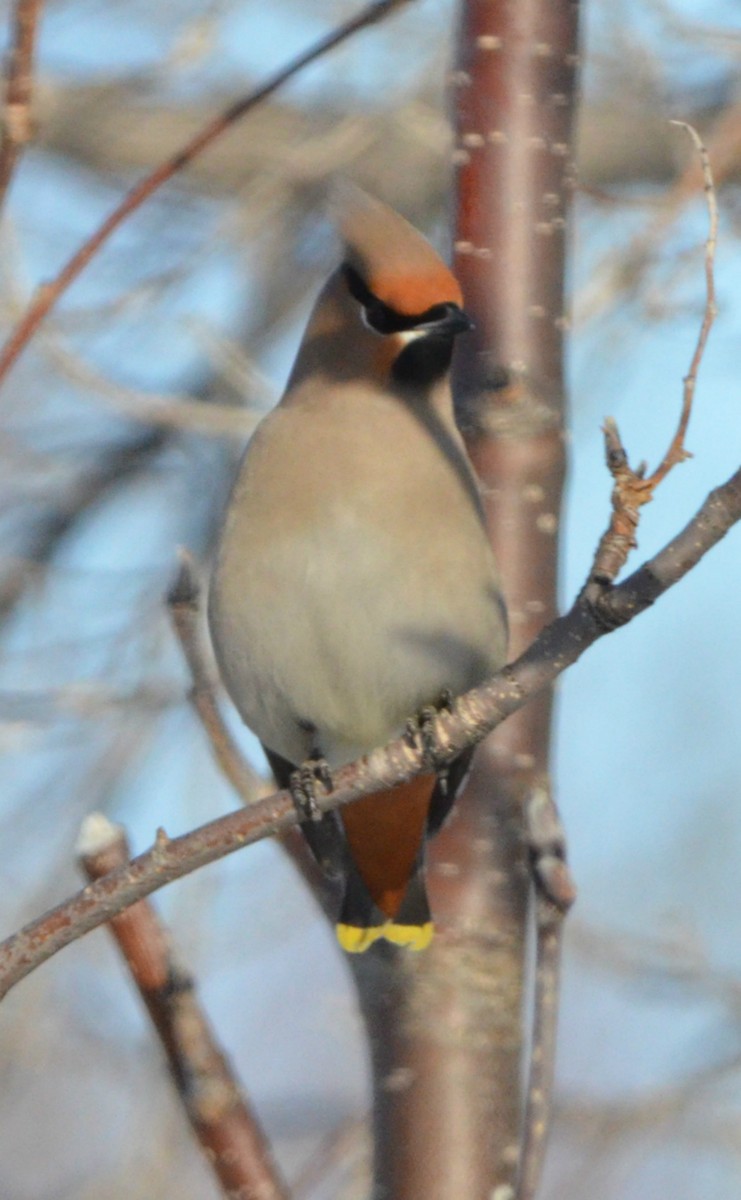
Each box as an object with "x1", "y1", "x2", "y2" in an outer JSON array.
[
  {"x1": 333, "y1": 182, "x2": 465, "y2": 318},
  {"x1": 367, "y1": 267, "x2": 464, "y2": 316}
]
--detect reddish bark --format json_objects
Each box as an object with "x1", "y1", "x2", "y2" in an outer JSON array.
[
  {"x1": 80, "y1": 821, "x2": 289, "y2": 1200},
  {"x1": 351, "y1": 4, "x2": 580, "y2": 1197}
]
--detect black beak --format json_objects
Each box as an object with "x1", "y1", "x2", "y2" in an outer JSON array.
[{"x1": 417, "y1": 303, "x2": 475, "y2": 337}]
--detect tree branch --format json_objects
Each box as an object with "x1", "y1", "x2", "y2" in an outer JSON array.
[
  {"x1": 0, "y1": 0, "x2": 43, "y2": 214},
  {"x1": 0, "y1": 0, "x2": 416, "y2": 388},
  {"x1": 78, "y1": 813, "x2": 290, "y2": 1200},
  {"x1": 32, "y1": 80, "x2": 741, "y2": 204},
  {"x1": 450, "y1": 4, "x2": 579, "y2": 1196},
  {"x1": 518, "y1": 781, "x2": 576, "y2": 1200},
  {"x1": 1, "y1": 465, "x2": 738, "y2": 1002}
]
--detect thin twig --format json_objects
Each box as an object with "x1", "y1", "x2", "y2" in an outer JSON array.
[
  {"x1": 650, "y1": 123, "x2": 718, "y2": 488},
  {"x1": 558, "y1": 1048, "x2": 741, "y2": 1154},
  {"x1": 518, "y1": 781, "x2": 576, "y2": 1200},
  {"x1": 0, "y1": 428, "x2": 167, "y2": 623},
  {"x1": 0, "y1": 0, "x2": 415, "y2": 389},
  {"x1": 570, "y1": 921, "x2": 741, "y2": 1011},
  {"x1": 586, "y1": 123, "x2": 718, "y2": 595},
  {"x1": 576, "y1": 114, "x2": 722, "y2": 327},
  {"x1": 0, "y1": 0, "x2": 43, "y2": 214},
  {"x1": 1, "y1": 463, "x2": 739, "y2": 1001},
  {"x1": 42, "y1": 334, "x2": 264, "y2": 438},
  {"x1": 78, "y1": 813, "x2": 290, "y2": 1200}
]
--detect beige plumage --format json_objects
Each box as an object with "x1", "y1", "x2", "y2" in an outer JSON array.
[{"x1": 209, "y1": 186, "x2": 507, "y2": 951}]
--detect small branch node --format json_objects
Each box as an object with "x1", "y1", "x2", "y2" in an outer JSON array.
[
  {"x1": 534, "y1": 856, "x2": 577, "y2": 916},
  {"x1": 523, "y1": 781, "x2": 576, "y2": 913},
  {"x1": 587, "y1": 588, "x2": 631, "y2": 633},
  {"x1": 168, "y1": 547, "x2": 201, "y2": 609},
  {"x1": 501, "y1": 662, "x2": 526, "y2": 702},
  {"x1": 155, "y1": 826, "x2": 171, "y2": 852}
]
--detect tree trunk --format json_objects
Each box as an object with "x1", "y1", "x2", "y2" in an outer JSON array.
[{"x1": 350, "y1": 3, "x2": 580, "y2": 1197}]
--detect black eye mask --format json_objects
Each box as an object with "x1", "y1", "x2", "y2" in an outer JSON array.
[{"x1": 342, "y1": 263, "x2": 467, "y2": 337}]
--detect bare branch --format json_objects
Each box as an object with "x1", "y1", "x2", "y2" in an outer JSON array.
[
  {"x1": 31, "y1": 77, "x2": 741, "y2": 203},
  {"x1": 0, "y1": 0, "x2": 416, "y2": 389},
  {"x1": 41, "y1": 335, "x2": 265, "y2": 438},
  {"x1": 1, "y1": 464, "x2": 738, "y2": 1001},
  {"x1": 518, "y1": 782, "x2": 576, "y2": 1200},
  {"x1": 587, "y1": 123, "x2": 719, "y2": 595},
  {"x1": 447, "y1": 3, "x2": 579, "y2": 1192},
  {"x1": 648, "y1": 124, "x2": 718, "y2": 489},
  {"x1": 0, "y1": 0, "x2": 43, "y2": 214},
  {"x1": 576, "y1": 108, "x2": 724, "y2": 325},
  {"x1": 78, "y1": 813, "x2": 290, "y2": 1200},
  {"x1": 0, "y1": 428, "x2": 167, "y2": 623}
]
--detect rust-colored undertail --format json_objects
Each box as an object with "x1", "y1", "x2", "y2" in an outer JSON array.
[{"x1": 337, "y1": 773, "x2": 436, "y2": 953}]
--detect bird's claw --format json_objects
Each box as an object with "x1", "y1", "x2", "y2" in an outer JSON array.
[
  {"x1": 290, "y1": 757, "x2": 333, "y2": 824},
  {"x1": 405, "y1": 691, "x2": 453, "y2": 771}
]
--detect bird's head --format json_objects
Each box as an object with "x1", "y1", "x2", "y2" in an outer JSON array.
[
  {"x1": 286, "y1": 186, "x2": 473, "y2": 396},
  {"x1": 334, "y1": 184, "x2": 473, "y2": 389}
]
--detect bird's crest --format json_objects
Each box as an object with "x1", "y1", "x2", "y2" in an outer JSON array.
[{"x1": 331, "y1": 182, "x2": 463, "y2": 317}]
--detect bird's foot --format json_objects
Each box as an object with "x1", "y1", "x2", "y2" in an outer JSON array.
[
  {"x1": 290, "y1": 756, "x2": 333, "y2": 824},
  {"x1": 404, "y1": 690, "x2": 454, "y2": 771}
]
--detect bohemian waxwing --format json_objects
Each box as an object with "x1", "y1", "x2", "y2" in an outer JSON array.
[{"x1": 208, "y1": 185, "x2": 507, "y2": 952}]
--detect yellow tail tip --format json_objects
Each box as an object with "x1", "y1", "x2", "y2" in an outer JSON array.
[
  {"x1": 336, "y1": 922, "x2": 434, "y2": 953},
  {"x1": 383, "y1": 922, "x2": 434, "y2": 951}
]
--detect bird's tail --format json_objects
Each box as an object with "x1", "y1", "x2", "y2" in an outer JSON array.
[
  {"x1": 336, "y1": 854, "x2": 433, "y2": 952},
  {"x1": 335, "y1": 773, "x2": 438, "y2": 953},
  {"x1": 264, "y1": 745, "x2": 440, "y2": 953}
]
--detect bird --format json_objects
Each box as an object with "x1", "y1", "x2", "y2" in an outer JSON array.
[{"x1": 208, "y1": 185, "x2": 507, "y2": 952}]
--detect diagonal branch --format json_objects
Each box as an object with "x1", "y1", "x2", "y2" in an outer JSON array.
[
  {"x1": 1, "y1": 463, "x2": 739, "y2": 1001},
  {"x1": 0, "y1": 0, "x2": 44, "y2": 214},
  {"x1": 78, "y1": 813, "x2": 290, "y2": 1200},
  {"x1": 0, "y1": 0, "x2": 416, "y2": 388}
]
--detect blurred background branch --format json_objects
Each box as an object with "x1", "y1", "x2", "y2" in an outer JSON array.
[
  {"x1": 0, "y1": 0, "x2": 43, "y2": 211},
  {"x1": 79, "y1": 812, "x2": 290, "y2": 1200},
  {"x1": 0, "y1": 0, "x2": 417, "y2": 384}
]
